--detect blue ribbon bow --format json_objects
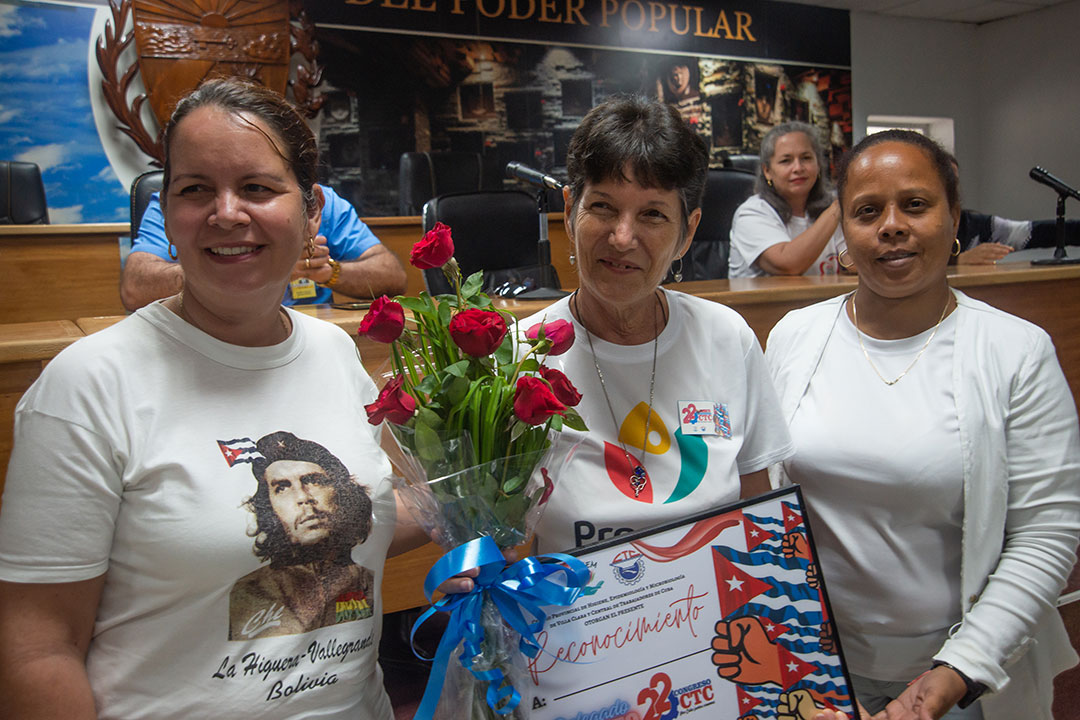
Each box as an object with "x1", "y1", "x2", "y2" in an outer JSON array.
[{"x1": 410, "y1": 536, "x2": 589, "y2": 719}]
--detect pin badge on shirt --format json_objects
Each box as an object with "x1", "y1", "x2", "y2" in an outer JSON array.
[
  {"x1": 290, "y1": 278, "x2": 317, "y2": 300},
  {"x1": 678, "y1": 401, "x2": 732, "y2": 438},
  {"x1": 715, "y1": 402, "x2": 732, "y2": 439},
  {"x1": 679, "y1": 401, "x2": 716, "y2": 435}
]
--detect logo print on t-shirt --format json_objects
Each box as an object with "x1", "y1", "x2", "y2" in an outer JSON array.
[
  {"x1": 220, "y1": 431, "x2": 377, "y2": 641},
  {"x1": 603, "y1": 402, "x2": 708, "y2": 503}
]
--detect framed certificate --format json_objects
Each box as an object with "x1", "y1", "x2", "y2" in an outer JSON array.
[{"x1": 527, "y1": 486, "x2": 856, "y2": 719}]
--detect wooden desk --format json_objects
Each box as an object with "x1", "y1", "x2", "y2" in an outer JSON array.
[
  {"x1": 0, "y1": 224, "x2": 128, "y2": 324},
  {"x1": 3, "y1": 263, "x2": 1080, "y2": 612},
  {"x1": 0, "y1": 216, "x2": 574, "y2": 323}
]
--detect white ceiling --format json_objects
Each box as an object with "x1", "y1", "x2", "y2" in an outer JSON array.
[{"x1": 779, "y1": 0, "x2": 1073, "y2": 24}]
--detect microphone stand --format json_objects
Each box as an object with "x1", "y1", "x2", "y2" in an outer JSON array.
[
  {"x1": 518, "y1": 188, "x2": 570, "y2": 299},
  {"x1": 1032, "y1": 192, "x2": 1080, "y2": 265}
]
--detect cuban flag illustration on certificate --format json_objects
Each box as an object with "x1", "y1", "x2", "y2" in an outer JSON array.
[{"x1": 528, "y1": 486, "x2": 854, "y2": 720}]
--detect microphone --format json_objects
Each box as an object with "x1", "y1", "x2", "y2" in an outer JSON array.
[
  {"x1": 505, "y1": 162, "x2": 564, "y2": 190},
  {"x1": 1030, "y1": 166, "x2": 1080, "y2": 201}
]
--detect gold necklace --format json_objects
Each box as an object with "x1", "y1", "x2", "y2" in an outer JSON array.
[
  {"x1": 850, "y1": 289, "x2": 952, "y2": 386},
  {"x1": 175, "y1": 290, "x2": 291, "y2": 341},
  {"x1": 573, "y1": 290, "x2": 665, "y2": 498}
]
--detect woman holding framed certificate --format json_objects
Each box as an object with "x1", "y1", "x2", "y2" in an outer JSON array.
[{"x1": 766, "y1": 130, "x2": 1080, "y2": 719}]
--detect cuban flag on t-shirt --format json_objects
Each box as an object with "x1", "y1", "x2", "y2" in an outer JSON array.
[{"x1": 217, "y1": 438, "x2": 261, "y2": 467}]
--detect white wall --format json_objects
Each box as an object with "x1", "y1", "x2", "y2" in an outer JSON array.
[
  {"x1": 849, "y1": 12, "x2": 982, "y2": 206},
  {"x1": 850, "y1": 1, "x2": 1080, "y2": 219},
  {"x1": 975, "y1": 0, "x2": 1080, "y2": 219}
]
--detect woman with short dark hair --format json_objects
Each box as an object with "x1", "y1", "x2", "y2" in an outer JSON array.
[
  {"x1": 523, "y1": 95, "x2": 793, "y2": 555},
  {"x1": 729, "y1": 121, "x2": 846, "y2": 278}
]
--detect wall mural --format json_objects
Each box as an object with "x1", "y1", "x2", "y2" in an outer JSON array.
[
  {"x1": 309, "y1": 0, "x2": 852, "y2": 216},
  {"x1": 0, "y1": 0, "x2": 851, "y2": 222},
  {"x1": 0, "y1": 2, "x2": 127, "y2": 223}
]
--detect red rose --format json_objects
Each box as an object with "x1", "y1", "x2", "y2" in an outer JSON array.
[
  {"x1": 364, "y1": 376, "x2": 416, "y2": 425},
  {"x1": 449, "y1": 308, "x2": 508, "y2": 357},
  {"x1": 410, "y1": 222, "x2": 455, "y2": 269},
  {"x1": 539, "y1": 366, "x2": 582, "y2": 407},
  {"x1": 357, "y1": 296, "x2": 405, "y2": 343},
  {"x1": 525, "y1": 319, "x2": 575, "y2": 355},
  {"x1": 513, "y1": 375, "x2": 566, "y2": 425}
]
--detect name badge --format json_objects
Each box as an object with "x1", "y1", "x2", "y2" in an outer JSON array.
[
  {"x1": 679, "y1": 401, "x2": 716, "y2": 435},
  {"x1": 289, "y1": 278, "x2": 317, "y2": 300},
  {"x1": 678, "y1": 401, "x2": 732, "y2": 438}
]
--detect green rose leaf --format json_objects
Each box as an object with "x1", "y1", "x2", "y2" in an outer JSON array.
[
  {"x1": 397, "y1": 296, "x2": 432, "y2": 316},
  {"x1": 416, "y1": 374, "x2": 439, "y2": 395},
  {"x1": 461, "y1": 271, "x2": 484, "y2": 299},
  {"x1": 501, "y1": 471, "x2": 527, "y2": 494},
  {"x1": 446, "y1": 376, "x2": 469, "y2": 406},
  {"x1": 444, "y1": 359, "x2": 470, "y2": 377},
  {"x1": 561, "y1": 407, "x2": 587, "y2": 431},
  {"x1": 414, "y1": 421, "x2": 443, "y2": 463},
  {"x1": 416, "y1": 406, "x2": 444, "y2": 429}
]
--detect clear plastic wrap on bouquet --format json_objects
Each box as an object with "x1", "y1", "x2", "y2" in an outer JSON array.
[{"x1": 385, "y1": 426, "x2": 581, "y2": 720}]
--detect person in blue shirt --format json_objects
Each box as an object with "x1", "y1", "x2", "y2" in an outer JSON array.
[{"x1": 120, "y1": 184, "x2": 406, "y2": 310}]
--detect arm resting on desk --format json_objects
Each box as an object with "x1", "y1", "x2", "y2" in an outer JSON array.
[
  {"x1": 330, "y1": 244, "x2": 407, "y2": 299},
  {"x1": 120, "y1": 251, "x2": 183, "y2": 311}
]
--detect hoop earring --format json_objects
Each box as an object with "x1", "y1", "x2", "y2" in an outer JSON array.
[
  {"x1": 838, "y1": 248, "x2": 853, "y2": 269},
  {"x1": 671, "y1": 256, "x2": 684, "y2": 283},
  {"x1": 168, "y1": 243, "x2": 178, "y2": 261},
  {"x1": 952, "y1": 238, "x2": 962, "y2": 256}
]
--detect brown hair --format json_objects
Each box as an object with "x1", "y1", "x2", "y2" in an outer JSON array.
[
  {"x1": 161, "y1": 77, "x2": 319, "y2": 211},
  {"x1": 565, "y1": 94, "x2": 708, "y2": 238}
]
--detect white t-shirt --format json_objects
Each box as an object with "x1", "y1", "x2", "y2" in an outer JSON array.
[
  {"x1": 728, "y1": 194, "x2": 845, "y2": 278},
  {"x1": 0, "y1": 304, "x2": 395, "y2": 720},
  {"x1": 784, "y1": 305, "x2": 963, "y2": 680},
  {"x1": 522, "y1": 291, "x2": 794, "y2": 554}
]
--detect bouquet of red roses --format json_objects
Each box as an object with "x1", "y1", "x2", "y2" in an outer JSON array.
[{"x1": 359, "y1": 222, "x2": 588, "y2": 720}]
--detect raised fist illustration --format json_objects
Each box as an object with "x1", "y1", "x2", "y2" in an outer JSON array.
[
  {"x1": 782, "y1": 531, "x2": 811, "y2": 561},
  {"x1": 777, "y1": 689, "x2": 826, "y2": 720},
  {"x1": 711, "y1": 616, "x2": 782, "y2": 686}
]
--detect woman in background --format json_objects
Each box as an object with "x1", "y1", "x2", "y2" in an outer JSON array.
[
  {"x1": 729, "y1": 121, "x2": 846, "y2": 278},
  {"x1": 765, "y1": 129, "x2": 1080, "y2": 719}
]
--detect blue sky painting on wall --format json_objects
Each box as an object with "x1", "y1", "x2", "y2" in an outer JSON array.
[{"x1": 1, "y1": 2, "x2": 127, "y2": 223}]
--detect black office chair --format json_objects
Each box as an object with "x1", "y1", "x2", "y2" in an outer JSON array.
[
  {"x1": 0, "y1": 161, "x2": 49, "y2": 224},
  {"x1": 420, "y1": 190, "x2": 559, "y2": 297},
  {"x1": 399, "y1": 152, "x2": 483, "y2": 216},
  {"x1": 722, "y1": 153, "x2": 761, "y2": 174},
  {"x1": 672, "y1": 168, "x2": 757, "y2": 282},
  {"x1": 130, "y1": 170, "x2": 164, "y2": 238}
]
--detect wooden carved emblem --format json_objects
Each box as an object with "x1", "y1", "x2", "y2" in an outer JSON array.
[{"x1": 96, "y1": 0, "x2": 323, "y2": 165}]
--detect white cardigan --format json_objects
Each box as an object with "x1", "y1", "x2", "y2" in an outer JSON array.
[{"x1": 765, "y1": 291, "x2": 1080, "y2": 720}]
